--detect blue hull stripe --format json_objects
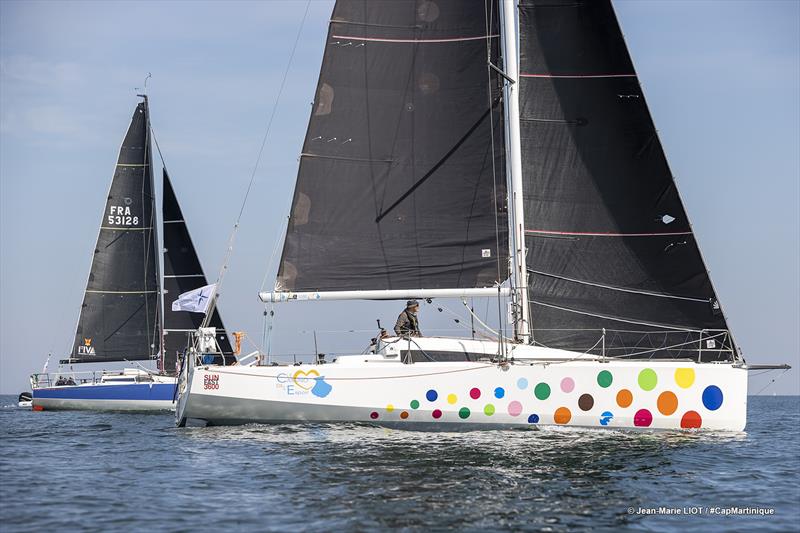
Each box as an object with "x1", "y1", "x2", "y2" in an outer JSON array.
[{"x1": 33, "y1": 383, "x2": 175, "y2": 401}]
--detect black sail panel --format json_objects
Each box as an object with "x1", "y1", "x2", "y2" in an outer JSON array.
[
  {"x1": 162, "y1": 170, "x2": 233, "y2": 372},
  {"x1": 71, "y1": 101, "x2": 161, "y2": 363},
  {"x1": 518, "y1": 0, "x2": 734, "y2": 361},
  {"x1": 276, "y1": 0, "x2": 508, "y2": 293}
]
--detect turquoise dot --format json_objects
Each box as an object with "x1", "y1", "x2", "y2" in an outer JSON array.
[
  {"x1": 494, "y1": 387, "x2": 505, "y2": 399},
  {"x1": 426, "y1": 389, "x2": 438, "y2": 402},
  {"x1": 517, "y1": 377, "x2": 529, "y2": 390}
]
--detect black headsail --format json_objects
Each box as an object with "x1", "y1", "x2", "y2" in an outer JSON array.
[
  {"x1": 69, "y1": 99, "x2": 161, "y2": 363},
  {"x1": 275, "y1": 0, "x2": 508, "y2": 294},
  {"x1": 518, "y1": 0, "x2": 735, "y2": 361},
  {"x1": 162, "y1": 170, "x2": 233, "y2": 372}
]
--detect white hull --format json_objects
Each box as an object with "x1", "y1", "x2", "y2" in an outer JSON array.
[{"x1": 177, "y1": 337, "x2": 747, "y2": 431}]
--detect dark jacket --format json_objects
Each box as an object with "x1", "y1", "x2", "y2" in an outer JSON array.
[{"x1": 394, "y1": 309, "x2": 421, "y2": 336}]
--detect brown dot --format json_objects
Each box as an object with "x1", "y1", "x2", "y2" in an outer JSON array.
[
  {"x1": 400, "y1": 411, "x2": 409, "y2": 420},
  {"x1": 578, "y1": 393, "x2": 594, "y2": 411}
]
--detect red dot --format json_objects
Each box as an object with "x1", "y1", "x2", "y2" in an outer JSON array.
[
  {"x1": 633, "y1": 408, "x2": 653, "y2": 427},
  {"x1": 680, "y1": 410, "x2": 702, "y2": 429},
  {"x1": 370, "y1": 411, "x2": 379, "y2": 419},
  {"x1": 470, "y1": 387, "x2": 481, "y2": 399},
  {"x1": 432, "y1": 409, "x2": 442, "y2": 419}
]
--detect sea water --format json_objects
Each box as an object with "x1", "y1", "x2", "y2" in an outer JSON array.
[{"x1": 1, "y1": 395, "x2": 797, "y2": 532}]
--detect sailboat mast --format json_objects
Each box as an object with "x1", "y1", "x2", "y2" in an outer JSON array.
[{"x1": 500, "y1": 0, "x2": 531, "y2": 344}]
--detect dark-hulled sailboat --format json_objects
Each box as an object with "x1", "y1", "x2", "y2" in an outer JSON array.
[
  {"x1": 176, "y1": 0, "x2": 753, "y2": 430},
  {"x1": 30, "y1": 97, "x2": 233, "y2": 411}
]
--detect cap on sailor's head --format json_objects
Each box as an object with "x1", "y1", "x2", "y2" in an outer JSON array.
[{"x1": 406, "y1": 300, "x2": 419, "y2": 308}]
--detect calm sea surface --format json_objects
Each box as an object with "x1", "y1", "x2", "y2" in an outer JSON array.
[{"x1": 1, "y1": 395, "x2": 798, "y2": 532}]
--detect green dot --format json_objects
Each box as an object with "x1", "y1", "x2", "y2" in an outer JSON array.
[
  {"x1": 534, "y1": 382, "x2": 551, "y2": 400},
  {"x1": 484, "y1": 404, "x2": 495, "y2": 416},
  {"x1": 638, "y1": 369, "x2": 658, "y2": 391},
  {"x1": 597, "y1": 370, "x2": 613, "y2": 388},
  {"x1": 410, "y1": 399, "x2": 420, "y2": 409},
  {"x1": 458, "y1": 407, "x2": 471, "y2": 419}
]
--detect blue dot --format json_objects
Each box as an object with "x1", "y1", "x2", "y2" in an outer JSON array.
[
  {"x1": 426, "y1": 389, "x2": 438, "y2": 402},
  {"x1": 517, "y1": 377, "x2": 529, "y2": 390},
  {"x1": 527, "y1": 414, "x2": 540, "y2": 424},
  {"x1": 702, "y1": 385, "x2": 723, "y2": 411},
  {"x1": 494, "y1": 387, "x2": 505, "y2": 399}
]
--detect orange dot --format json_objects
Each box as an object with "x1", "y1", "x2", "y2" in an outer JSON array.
[
  {"x1": 657, "y1": 391, "x2": 678, "y2": 416},
  {"x1": 616, "y1": 389, "x2": 633, "y2": 408},
  {"x1": 554, "y1": 407, "x2": 572, "y2": 425},
  {"x1": 400, "y1": 411, "x2": 409, "y2": 420},
  {"x1": 680, "y1": 410, "x2": 702, "y2": 429}
]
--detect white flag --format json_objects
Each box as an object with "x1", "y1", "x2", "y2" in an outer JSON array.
[{"x1": 172, "y1": 283, "x2": 216, "y2": 314}]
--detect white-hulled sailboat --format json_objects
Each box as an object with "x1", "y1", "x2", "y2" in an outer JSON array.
[{"x1": 176, "y1": 0, "x2": 786, "y2": 430}]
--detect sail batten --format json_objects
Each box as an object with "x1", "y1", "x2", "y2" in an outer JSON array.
[
  {"x1": 71, "y1": 100, "x2": 160, "y2": 363},
  {"x1": 274, "y1": 0, "x2": 509, "y2": 295}
]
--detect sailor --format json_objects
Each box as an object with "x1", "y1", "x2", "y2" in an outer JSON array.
[{"x1": 394, "y1": 300, "x2": 422, "y2": 337}]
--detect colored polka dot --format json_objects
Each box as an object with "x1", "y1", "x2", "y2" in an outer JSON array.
[
  {"x1": 616, "y1": 389, "x2": 633, "y2": 408},
  {"x1": 534, "y1": 382, "x2": 551, "y2": 400},
  {"x1": 702, "y1": 385, "x2": 724, "y2": 411},
  {"x1": 484, "y1": 404, "x2": 495, "y2": 416},
  {"x1": 470, "y1": 387, "x2": 481, "y2": 399},
  {"x1": 680, "y1": 410, "x2": 702, "y2": 429},
  {"x1": 517, "y1": 377, "x2": 529, "y2": 390},
  {"x1": 507, "y1": 400, "x2": 523, "y2": 416},
  {"x1": 634, "y1": 408, "x2": 653, "y2": 427},
  {"x1": 561, "y1": 377, "x2": 575, "y2": 393},
  {"x1": 638, "y1": 369, "x2": 658, "y2": 391},
  {"x1": 370, "y1": 411, "x2": 379, "y2": 419},
  {"x1": 447, "y1": 393, "x2": 457, "y2": 405},
  {"x1": 527, "y1": 414, "x2": 540, "y2": 424},
  {"x1": 400, "y1": 411, "x2": 409, "y2": 419},
  {"x1": 432, "y1": 409, "x2": 442, "y2": 419},
  {"x1": 657, "y1": 391, "x2": 678, "y2": 416},
  {"x1": 578, "y1": 393, "x2": 594, "y2": 411},
  {"x1": 554, "y1": 407, "x2": 571, "y2": 424},
  {"x1": 426, "y1": 389, "x2": 438, "y2": 402},
  {"x1": 386, "y1": 404, "x2": 395, "y2": 413},
  {"x1": 599, "y1": 411, "x2": 614, "y2": 426},
  {"x1": 458, "y1": 407, "x2": 470, "y2": 419},
  {"x1": 494, "y1": 387, "x2": 505, "y2": 399},
  {"x1": 597, "y1": 370, "x2": 613, "y2": 388},
  {"x1": 410, "y1": 400, "x2": 420, "y2": 409},
  {"x1": 675, "y1": 368, "x2": 695, "y2": 389}
]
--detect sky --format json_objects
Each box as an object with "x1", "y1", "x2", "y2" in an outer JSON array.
[{"x1": 0, "y1": 0, "x2": 798, "y2": 395}]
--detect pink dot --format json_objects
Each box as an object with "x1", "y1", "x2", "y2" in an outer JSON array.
[
  {"x1": 507, "y1": 401, "x2": 523, "y2": 417},
  {"x1": 370, "y1": 411, "x2": 379, "y2": 419},
  {"x1": 432, "y1": 409, "x2": 442, "y2": 419},
  {"x1": 634, "y1": 408, "x2": 653, "y2": 427},
  {"x1": 561, "y1": 377, "x2": 575, "y2": 393},
  {"x1": 469, "y1": 387, "x2": 481, "y2": 399}
]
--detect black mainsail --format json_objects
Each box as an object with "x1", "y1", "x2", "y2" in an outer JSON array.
[
  {"x1": 70, "y1": 99, "x2": 160, "y2": 363},
  {"x1": 275, "y1": 0, "x2": 508, "y2": 294},
  {"x1": 162, "y1": 170, "x2": 233, "y2": 372},
  {"x1": 518, "y1": 0, "x2": 734, "y2": 360}
]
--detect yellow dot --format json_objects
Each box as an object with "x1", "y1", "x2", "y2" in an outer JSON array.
[
  {"x1": 674, "y1": 368, "x2": 695, "y2": 389},
  {"x1": 386, "y1": 404, "x2": 395, "y2": 412},
  {"x1": 447, "y1": 394, "x2": 457, "y2": 404}
]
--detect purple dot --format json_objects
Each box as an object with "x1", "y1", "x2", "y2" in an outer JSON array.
[
  {"x1": 432, "y1": 409, "x2": 442, "y2": 419},
  {"x1": 634, "y1": 408, "x2": 653, "y2": 427},
  {"x1": 370, "y1": 411, "x2": 379, "y2": 419}
]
